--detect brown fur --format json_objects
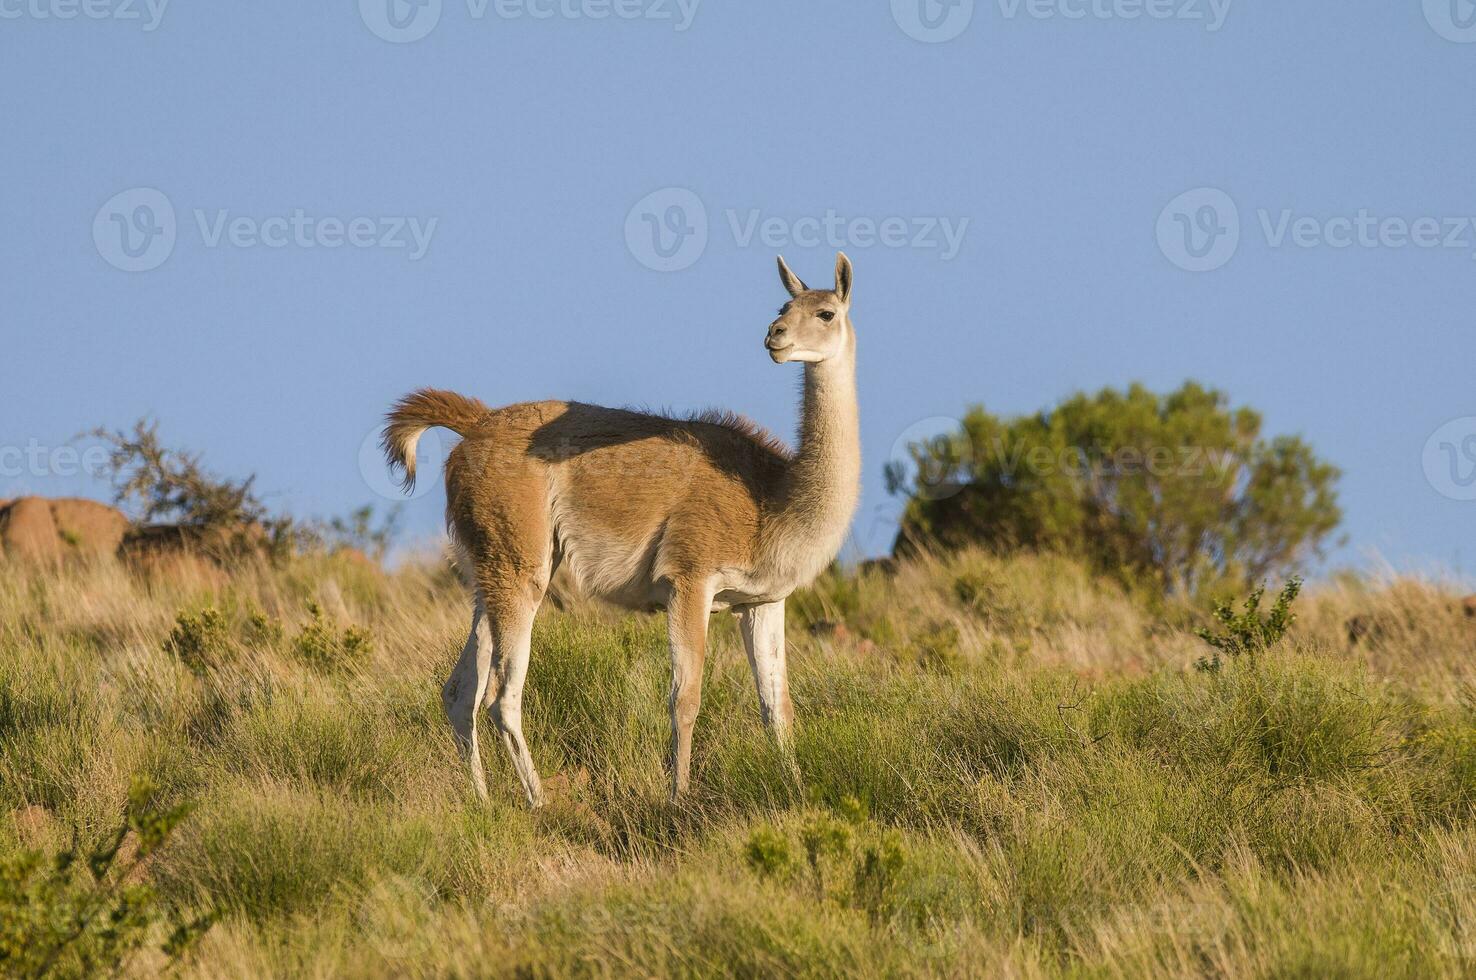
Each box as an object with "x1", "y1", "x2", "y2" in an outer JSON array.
[
  {"x1": 393, "y1": 397, "x2": 795, "y2": 611},
  {"x1": 386, "y1": 253, "x2": 862, "y2": 804}
]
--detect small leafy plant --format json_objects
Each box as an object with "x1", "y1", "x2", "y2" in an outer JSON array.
[
  {"x1": 292, "y1": 601, "x2": 373, "y2": 672},
  {"x1": 162, "y1": 607, "x2": 233, "y2": 677},
  {"x1": 0, "y1": 777, "x2": 213, "y2": 978},
  {"x1": 743, "y1": 800, "x2": 920, "y2": 924},
  {"x1": 799, "y1": 813, "x2": 853, "y2": 900},
  {"x1": 321, "y1": 504, "x2": 403, "y2": 562},
  {"x1": 1195, "y1": 578, "x2": 1302, "y2": 672},
  {"x1": 911, "y1": 621, "x2": 963, "y2": 673},
  {"x1": 242, "y1": 608, "x2": 285, "y2": 649},
  {"x1": 743, "y1": 826, "x2": 793, "y2": 879}
]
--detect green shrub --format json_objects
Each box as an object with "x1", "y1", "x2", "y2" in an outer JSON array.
[
  {"x1": 788, "y1": 565, "x2": 864, "y2": 631},
  {"x1": 890, "y1": 382, "x2": 1341, "y2": 596},
  {"x1": 1195, "y1": 578, "x2": 1302, "y2": 671},
  {"x1": 744, "y1": 826, "x2": 793, "y2": 879},
  {"x1": 742, "y1": 809, "x2": 958, "y2": 931},
  {"x1": 0, "y1": 777, "x2": 212, "y2": 978},
  {"x1": 163, "y1": 608, "x2": 233, "y2": 676},
  {"x1": 242, "y1": 609, "x2": 284, "y2": 649},
  {"x1": 291, "y1": 602, "x2": 372, "y2": 672},
  {"x1": 910, "y1": 621, "x2": 962, "y2": 672}
]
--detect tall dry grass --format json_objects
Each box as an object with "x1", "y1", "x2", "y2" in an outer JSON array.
[{"x1": 3, "y1": 547, "x2": 1475, "y2": 977}]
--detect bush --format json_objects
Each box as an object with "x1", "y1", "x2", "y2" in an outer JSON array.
[
  {"x1": 90, "y1": 418, "x2": 399, "y2": 564},
  {"x1": 888, "y1": 382, "x2": 1341, "y2": 596},
  {"x1": 91, "y1": 420, "x2": 296, "y2": 561},
  {"x1": 1195, "y1": 578, "x2": 1302, "y2": 671},
  {"x1": 163, "y1": 608, "x2": 234, "y2": 677},
  {"x1": 321, "y1": 505, "x2": 402, "y2": 563},
  {"x1": 291, "y1": 602, "x2": 373, "y2": 672},
  {"x1": 0, "y1": 777, "x2": 212, "y2": 978},
  {"x1": 743, "y1": 805, "x2": 959, "y2": 930}
]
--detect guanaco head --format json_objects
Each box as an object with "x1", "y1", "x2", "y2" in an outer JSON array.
[{"x1": 765, "y1": 252, "x2": 853, "y2": 365}]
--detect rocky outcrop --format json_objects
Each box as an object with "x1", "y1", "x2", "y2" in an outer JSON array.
[
  {"x1": 117, "y1": 521, "x2": 271, "y2": 564},
  {"x1": 1347, "y1": 594, "x2": 1476, "y2": 646},
  {"x1": 0, "y1": 497, "x2": 129, "y2": 566},
  {"x1": 0, "y1": 498, "x2": 61, "y2": 565}
]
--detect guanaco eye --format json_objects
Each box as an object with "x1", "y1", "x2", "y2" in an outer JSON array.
[{"x1": 817, "y1": 310, "x2": 835, "y2": 322}]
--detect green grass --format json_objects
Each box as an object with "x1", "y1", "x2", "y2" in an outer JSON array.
[{"x1": 2, "y1": 550, "x2": 1475, "y2": 977}]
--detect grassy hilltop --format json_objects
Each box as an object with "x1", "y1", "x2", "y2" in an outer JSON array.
[{"x1": 3, "y1": 549, "x2": 1476, "y2": 977}]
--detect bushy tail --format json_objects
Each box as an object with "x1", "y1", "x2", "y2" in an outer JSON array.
[{"x1": 382, "y1": 388, "x2": 492, "y2": 492}]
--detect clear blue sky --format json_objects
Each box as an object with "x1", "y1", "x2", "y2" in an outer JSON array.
[{"x1": 3, "y1": 1, "x2": 1473, "y2": 575}]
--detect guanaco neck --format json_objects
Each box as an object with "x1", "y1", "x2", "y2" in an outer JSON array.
[{"x1": 761, "y1": 333, "x2": 861, "y2": 586}]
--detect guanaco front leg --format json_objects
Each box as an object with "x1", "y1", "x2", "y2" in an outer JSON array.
[{"x1": 739, "y1": 600, "x2": 793, "y2": 745}]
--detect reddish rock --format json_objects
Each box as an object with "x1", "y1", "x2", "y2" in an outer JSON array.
[
  {"x1": 0, "y1": 497, "x2": 62, "y2": 567},
  {"x1": 0, "y1": 497, "x2": 130, "y2": 566},
  {"x1": 49, "y1": 498, "x2": 129, "y2": 557}
]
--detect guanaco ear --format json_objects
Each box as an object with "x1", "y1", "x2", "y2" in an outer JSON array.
[
  {"x1": 833, "y1": 252, "x2": 853, "y2": 303},
  {"x1": 776, "y1": 255, "x2": 807, "y2": 297}
]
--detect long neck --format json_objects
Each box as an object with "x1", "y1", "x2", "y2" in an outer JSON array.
[{"x1": 762, "y1": 339, "x2": 862, "y2": 583}]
